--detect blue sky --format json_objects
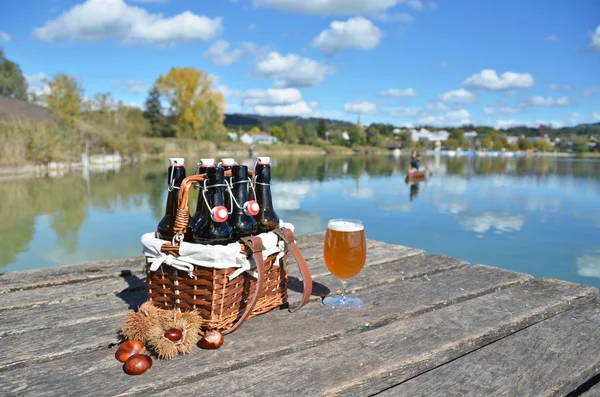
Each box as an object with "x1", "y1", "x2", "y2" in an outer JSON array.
[{"x1": 1, "y1": 0, "x2": 599, "y2": 128}]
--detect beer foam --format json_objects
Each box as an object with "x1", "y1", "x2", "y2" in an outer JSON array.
[{"x1": 328, "y1": 220, "x2": 364, "y2": 232}]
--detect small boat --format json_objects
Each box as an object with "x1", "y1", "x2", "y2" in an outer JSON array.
[{"x1": 406, "y1": 167, "x2": 432, "y2": 180}]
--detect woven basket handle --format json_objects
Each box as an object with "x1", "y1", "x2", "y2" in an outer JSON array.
[
  {"x1": 173, "y1": 170, "x2": 255, "y2": 241},
  {"x1": 274, "y1": 227, "x2": 313, "y2": 312},
  {"x1": 224, "y1": 235, "x2": 266, "y2": 335}
]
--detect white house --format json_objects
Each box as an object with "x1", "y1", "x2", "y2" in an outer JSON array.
[
  {"x1": 227, "y1": 132, "x2": 238, "y2": 141},
  {"x1": 240, "y1": 131, "x2": 280, "y2": 145}
]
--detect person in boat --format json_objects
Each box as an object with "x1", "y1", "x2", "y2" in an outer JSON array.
[{"x1": 410, "y1": 151, "x2": 422, "y2": 171}]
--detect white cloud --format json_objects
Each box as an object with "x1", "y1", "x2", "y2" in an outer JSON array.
[
  {"x1": 344, "y1": 100, "x2": 377, "y2": 115},
  {"x1": 312, "y1": 17, "x2": 383, "y2": 55},
  {"x1": 253, "y1": 0, "x2": 399, "y2": 15},
  {"x1": 380, "y1": 88, "x2": 417, "y2": 97},
  {"x1": 114, "y1": 80, "x2": 147, "y2": 94},
  {"x1": 254, "y1": 51, "x2": 335, "y2": 87},
  {"x1": 546, "y1": 34, "x2": 558, "y2": 41},
  {"x1": 418, "y1": 109, "x2": 471, "y2": 127},
  {"x1": 254, "y1": 101, "x2": 313, "y2": 116},
  {"x1": 583, "y1": 86, "x2": 600, "y2": 97},
  {"x1": 241, "y1": 88, "x2": 302, "y2": 106},
  {"x1": 593, "y1": 112, "x2": 600, "y2": 121},
  {"x1": 591, "y1": 25, "x2": 600, "y2": 51},
  {"x1": 26, "y1": 72, "x2": 51, "y2": 97},
  {"x1": 0, "y1": 32, "x2": 10, "y2": 42},
  {"x1": 248, "y1": 24, "x2": 256, "y2": 32},
  {"x1": 527, "y1": 96, "x2": 570, "y2": 107},
  {"x1": 405, "y1": 0, "x2": 424, "y2": 9},
  {"x1": 439, "y1": 88, "x2": 476, "y2": 103},
  {"x1": 483, "y1": 106, "x2": 520, "y2": 116},
  {"x1": 548, "y1": 83, "x2": 571, "y2": 90},
  {"x1": 130, "y1": 0, "x2": 170, "y2": 2},
  {"x1": 463, "y1": 69, "x2": 535, "y2": 91},
  {"x1": 203, "y1": 40, "x2": 259, "y2": 65},
  {"x1": 33, "y1": 0, "x2": 222, "y2": 46}
]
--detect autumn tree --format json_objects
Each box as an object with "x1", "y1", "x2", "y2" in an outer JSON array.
[
  {"x1": 250, "y1": 126, "x2": 261, "y2": 133},
  {"x1": 270, "y1": 126, "x2": 284, "y2": 141},
  {"x1": 155, "y1": 67, "x2": 225, "y2": 140},
  {"x1": 44, "y1": 73, "x2": 83, "y2": 128},
  {"x1": 0, "y1": 48, "x2": 28, "y2": 101}
]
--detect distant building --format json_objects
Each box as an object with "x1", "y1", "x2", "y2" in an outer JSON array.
[
  {"x1": 464, "y1": 131, "x2": 477, "y2": 139},
  {"x1": 506, "y1": 136, "x2": 520, "y2": 144},
  {"x1": 240, "y1": 131, "x2": 279, "y2": 145},
  {"x1": 411, "y1": 128, "x2": 449, "y2": 142}
]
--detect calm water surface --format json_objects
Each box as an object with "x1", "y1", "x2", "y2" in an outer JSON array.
[{"x1": 2, "y1": 155, "x2": 599, "y2": 289}]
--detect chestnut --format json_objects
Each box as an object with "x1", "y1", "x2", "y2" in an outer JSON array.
[
  {"x1": 116, "y1": 339, "x2": 146, "y2": 363},
  {"x1": 124, "y1": 354, "x2": 152, "y2": 375},
  {"x1": 200, "y1": 330, "x2": 224, "y2": 350},
  {"x1": 164, "y1": 328, "x2": 183, "y2": 342}
]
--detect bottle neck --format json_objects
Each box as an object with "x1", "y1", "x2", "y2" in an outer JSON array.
[{"x1": 165, "y1": 166, "x2": 185, "y2": 216}]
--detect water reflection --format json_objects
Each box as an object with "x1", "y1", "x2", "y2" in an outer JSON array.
[{"x1": 1, "y1": 155, "x2": 600, "y2": 292}]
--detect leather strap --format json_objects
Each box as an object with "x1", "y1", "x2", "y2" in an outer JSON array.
[
  {"x1": 274, "y1": 227, "x2": 313, "y2": 313},
  {"x1": 224, "y1": 235, "x2": 266, "y2": 335}
]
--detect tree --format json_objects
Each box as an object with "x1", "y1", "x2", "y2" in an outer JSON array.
[
  {"x1": 446, "y1": 138, "x2": 459, "y2": 150},
  {"x1": 518, "y1": 137, "x2": 534, "y2": 150},
  {"x1": 155, "y1": 67, "x2": 225, "y2": 140},
  {"x1": 573, "y1": 138, "x2": 589, "y2": 153},
  {"x1": 0, "y1": 48, "x2": 28, "y2": 101},
  {"x1": 282, "y1": 122, "x2": 300, "y2": 143},
  {"x1": 535, "y1": 140, "x2": 553, "y2": 152},
  {"x1": 250, "y1": 126, "x2": 261, "y2": 133},
  {"x1": 271, "y1": 126, "x2": 284, "y2": 141},
  {"x1": 317, "y1": 119, "x2": 327, "y2": 139},
  {"x1": 44, "y1": 73, "x2": 83, "y2": 128},
  {"x1": 348, "y1": 124, "x2": 366, "y2": 146},
  {"x1": 144, "y1": 86, "x2": 170, "y2": 137},
  {"x1": 301, "y1": 124, "x2": 318, "y2": 145}
]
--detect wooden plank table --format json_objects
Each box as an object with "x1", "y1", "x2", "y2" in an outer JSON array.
[{"x1": 1, "y1": 233, "x2": 599, "y2": 396}]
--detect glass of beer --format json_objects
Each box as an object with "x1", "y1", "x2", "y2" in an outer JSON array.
[{"x1": 323, "y1": 219, "x2": 366, "y2": 310}]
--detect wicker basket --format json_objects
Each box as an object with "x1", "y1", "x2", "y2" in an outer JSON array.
[{"x1": 145, "y1": 171, "x2": 312, "y2": 335}]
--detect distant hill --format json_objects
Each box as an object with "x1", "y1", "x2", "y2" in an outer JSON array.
[
  {"x1": 0, "y1": 97, "x2": 53, "y2": 121},
  {"x1": 223, "y1": 113, "x2": 354, "y2": 130}
]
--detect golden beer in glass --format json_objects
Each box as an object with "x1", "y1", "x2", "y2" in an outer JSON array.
[{"x1": 323, "y1": 219, "x2": 366, "y2": 309}]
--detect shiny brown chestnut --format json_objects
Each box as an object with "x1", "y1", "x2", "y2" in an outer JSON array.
[
  {"x1": 200, "y1": 330, "x2": 224, "y2": 350},
  {"x1": 124, "y1": 354, "x2": 152, "y2": 375},
  {"x1": 116, "y1": 339, "x2": 146, "y2": 363},
  {"x1": 164, "y1": 328, "x2": 183, "y2": 342}
]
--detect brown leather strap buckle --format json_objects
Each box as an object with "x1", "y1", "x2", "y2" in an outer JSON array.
[
  {"x1": 273, "y1": 228, "x2": 295, "y2": 244},
  {"x1": 240, "y1": 236, "x2": 265, "y2": 254}
]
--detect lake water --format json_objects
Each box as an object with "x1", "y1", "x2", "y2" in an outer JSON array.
[{"x1": 2, "y1": 154, "x2": 600, "y2": 290}]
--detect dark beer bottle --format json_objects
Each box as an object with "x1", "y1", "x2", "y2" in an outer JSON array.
[
  {"x1": 220, "y1": 158, "x2": 235, "y2": 213},
  {"x1": 229, "y1": 165, "x2": 259, "y2": 239},
  {"x1": 192, "y1": 166, "x2": 234, "y2": 245},
  {"x1": 191, "y1": 158, "x2": 215, "y2": 225},
  {"x1": 157, "y1": 158, "x2": 187, "y2": 241},
  {"x1": 250, "y1": 157, "x2": 280, "y2": 233}
]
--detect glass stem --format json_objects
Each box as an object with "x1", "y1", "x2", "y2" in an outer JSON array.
[{"x1": 340, "y1": 281, "x2": 348, "y2": 303}]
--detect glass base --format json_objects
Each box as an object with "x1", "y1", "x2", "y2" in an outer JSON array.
[{"x1": 323, "y1": 295, "x2": 364, "y2": 310}]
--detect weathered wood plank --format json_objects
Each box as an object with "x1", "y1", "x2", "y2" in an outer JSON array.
[
  {"x1": 0, "y1": 264, "x2": 529, "y2": 395},
  {"x1": 0, "y1": 253, "x2": 452, "y2": 336},
  {"x1": 0, "y1": 254, "x2": 467, "y2": 368},
  {"x1": 581, "y1": 382, "x2": 600, "y2": 397},
  {"x1": 0, "y1": 243, "x2": 422, "y2": 311},
  {"x1": 0, "y1": 232, "x2": 342, "y2": 294},
  {"x1": 386, "y1": 300, "x2": 600, "y2": 397},
  {"x1": 145, "y1": 279, "x2": 597, "y2": 397}
]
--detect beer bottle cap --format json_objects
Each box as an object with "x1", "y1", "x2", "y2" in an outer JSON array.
[
  {"x1": 221, "y1": 158, "x2": 235, "y2": 166},
  {"x1": 169, "y1": 158, "x2": 185, "y2": 167},
  {"x1": 243, "y1": 200, "x2": 260, "y2": 216},
  {"x1": 257, "y1": 157, "x2": 270, "y2": 165},
  {"x1": 211, "y1": 206, "x2": 229, "y2": 223},
  {"x1": 199, "y1": 158, "x2": 215, "y2": 167}
]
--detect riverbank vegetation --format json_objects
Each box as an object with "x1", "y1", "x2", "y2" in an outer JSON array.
[{"x1": 1, "y1": 47, "x2": 599, "y2": 166}]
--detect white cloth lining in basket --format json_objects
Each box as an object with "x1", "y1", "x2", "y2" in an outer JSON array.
[{"x1": 141, "y1": 221, "x2": 294, "y2": 280}]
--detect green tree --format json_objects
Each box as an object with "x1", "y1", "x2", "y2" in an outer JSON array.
[
  {"x1": 446, "y1": 137, "x2": 459, "y2": 150},
  {"x1": 348, "y1": 124, "x2": 366, "y2": 145},
  {"x1": 155, "y1": 67, "x2": 225, "y2": 140},
  {"x1": 573, "y1": 138, "x2": 590, "y2": 153},
  {"x1": 301, "y1": 124, "x2": 318, "y2": 145},
  {"x1": 271, "y1": 126, "x2": 284, "y2": 141},
  {"x1": 143, "y1": 86, "x2": 170, "y2": 137},
  {"x1": 44, "y1": 73, "x2": 83, "y2": 128},
  {"x1": 282, "y1": 122, "x2": 300, "y2": 143},
  {"x1": 535, "y1": 140, "x2": 553, "y2": 152},
  {"x1": 0, "y1": 48, "x2": 28, "y2": 101},
  {"x1": 250, "y1": 126, "x2": 261, "y2": 133},
  {"x1": 518, "y1": 137, "x2": 534, "y2": 150},
  {"x1": 317, "y1": 119, "x2": 327, "y2": 139}
]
